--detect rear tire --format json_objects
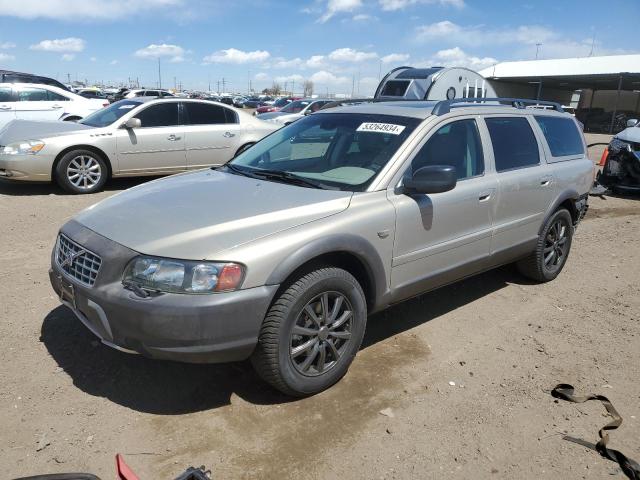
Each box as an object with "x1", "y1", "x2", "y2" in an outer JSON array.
[
  {"x1": 517, "y1": 209, "x2": 573, "y2": 282},
  {"x1": 251, "y1": 267, "x2": 367, "y2": 397},
  {"x1": 55, "y1": 149, "x2": 108, "y2": 194}
]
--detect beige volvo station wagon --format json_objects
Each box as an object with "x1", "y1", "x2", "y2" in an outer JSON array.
[{"x1": 50, "y1": 98, "x2": 592, "y2": 396}]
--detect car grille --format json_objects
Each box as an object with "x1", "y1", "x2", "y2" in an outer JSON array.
[{"x1": 55, "y1": 234, "x2": 102, "y2": 287}]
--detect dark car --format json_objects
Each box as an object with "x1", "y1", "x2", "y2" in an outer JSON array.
[
  {"x1": 0, "y1": 69, "x2": 69, "y2": 91},
  {"x1": 242, "y1": 97, "x2": 267, "y2": 109},
  {"x1": 219, "y1": 96, "x2": 234, "y2": 105}
]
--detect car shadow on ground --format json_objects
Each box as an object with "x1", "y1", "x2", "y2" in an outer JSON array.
[
  {"x1": 0, "y1": 177, "x2": 153, "y2": 196},
  {"x1": 40, "y1": 265, "x2": 525, "y2": 415}
]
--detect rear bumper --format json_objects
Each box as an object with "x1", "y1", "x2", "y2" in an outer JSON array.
[{"x1": 49, "y1": 220, "x2": 279, "y2": 363}]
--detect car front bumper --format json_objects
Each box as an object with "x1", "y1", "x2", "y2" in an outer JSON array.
[
  {"x1": 0, "y1": 152, "x2": 54, "y2": 181},
  {"x1": 49, "y1": 220, "x2": 279, "y2": 363}
]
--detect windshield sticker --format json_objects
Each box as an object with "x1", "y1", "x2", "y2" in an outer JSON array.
[
  {"x1": 118, "y1": 105, "x2": 136, "y2": 109},
  {"x1": 356, "y1": 122, "x2": 406, "y2": 135}
]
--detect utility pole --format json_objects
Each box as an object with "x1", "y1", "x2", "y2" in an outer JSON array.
[
  {"x1": 174, "y1": 76, "x2": 177, "y2": 90},
  {"x1": 157, "y1": 58, "x2": 162, "y2": 89},
  {"x1": 291, "y1": 79, "x2": 295, "y2": 96},
  {"x1": 208, "y1": 74, "x2": 211, "y2": 92},
  {"x1": 217, "y1": 80, "x2": 220, "y2": 93},
  {"x1": 222, "y1": 78, "x2": 226, "y2": 93},
  {"x1": 535, "y1": 43, "x2": 542, "y2": 60}
]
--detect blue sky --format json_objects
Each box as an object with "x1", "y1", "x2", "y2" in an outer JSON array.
[{"x1": 0, "y1": 0, "x2": 638, "y2": 95}]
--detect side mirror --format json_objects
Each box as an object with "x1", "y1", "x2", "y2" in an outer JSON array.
[
  {"x1": 403, "y1": 165, "x2": 457, "y2": 195},
  {"x1": 627, "y1": 118, "x2": 638, "y2": 128},
  {"x1": 123, "y1": 118, "x2": 141, "y2": 129}
]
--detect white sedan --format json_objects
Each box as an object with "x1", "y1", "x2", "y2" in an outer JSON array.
[
  {"x1": 256, "y1": 99, "x2": 333, "y2": 125},
  {"x1": 0, "y1": 98, "x2": 278, "y2": 193},
  {"x1": 0, "y1": 82, "x2": 108, "y2": 129}
]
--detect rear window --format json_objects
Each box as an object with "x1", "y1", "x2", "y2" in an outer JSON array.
[
  {"x1": 485, "y1": 117, "x2": 540, "y2": 172},
  {"x1": 534, "y1": 116, "x2": 584, "y2": 157},
  {"x1": 381, "y1": 80, "x2": 410, "y2": 97}
]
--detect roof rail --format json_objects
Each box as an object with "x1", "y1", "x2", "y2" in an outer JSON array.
[{"x1": 432, "y1": 97, "x2": 564, "y2": 116}]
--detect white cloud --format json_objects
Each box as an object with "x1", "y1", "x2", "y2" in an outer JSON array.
[
  {"x1": 134, "y1": 43, "x2": 186, "y2": 62},
  {"x1": 423, "y1": 47, "x2": 497, "y2": 70},
  {"x1": 110, "y1": 59, "x2": 118, "y2": 65},
  {"x1": 306, "y1": 55, "x2": 328, "y2": 69},
  {"x1": 90, "y1": 56, "x2": 97, "y2": 62},
  {"x1": 0, "y1": 52, "x2": 15, "y2": 61},
  {"x1": 309, "y1": 70, "x2": 350, "y2": 85},
  {"x1": 318, "y1": 0, "x2": 362, "y2": 23},
  {"x1": 272, "y1": 57, "x2": 303, "y2": 69},
  {"x1": 30, "y1": 37, "x2": 85, "y2": 53},
  {"x1": 203, "y1": 48, "x2": 270, "y2": 64},
  {"x1": 0, "y1": 42, "x2": 16, "y2": 49},
  {"x1": 328, "y1": 47, "x2": 377, "y2": 62},
  {"x1": 381, "y1": 53, "x2": 410, "y2": 63},
  {"x1": 352, "y1": 13, "x2": 375, "y2": 21},
  {"x1": 415, "y1": 21, "x2": 557, "y2": 47},
  {"x1": 255, "y1": 72, "x2": 269, "y2": 81},
  {"x1": 379, "y1": 0, "x2": 464, "y2": 11},
  {"x1": 0, "y1": 0, "x2": 183, "y2": 20},
  {"x1": 61, "y1": 53, "x2": 75, "y2": 61},
  {"x1": 275, "y1": 74, "x2": 305, "y2": 84}
]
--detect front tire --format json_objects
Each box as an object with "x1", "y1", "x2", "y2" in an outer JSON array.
[
  {"x1": 251, "y1": 267, "x2": 367, "y2": 396},
  {"x1": 517, "y1": 208, "x2": 573, "y2": 282},
  {"x1": 55, "y1": 150, "x2": 108, "y2": 194}
]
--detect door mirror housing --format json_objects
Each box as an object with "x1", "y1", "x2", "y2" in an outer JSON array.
[
  {"x1": 403, "y1": 165, "x2": 457, "y2": 195},
  {"x1": 627, "y1": 118, "x2": 639, "y2": 128},
  {"x1": 123, "y1": 117, "x2": 141, "y2": 129}
]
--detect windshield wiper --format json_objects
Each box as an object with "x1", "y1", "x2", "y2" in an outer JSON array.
[
  {"x1": 220, "y1": 163, "x2": 262, "y2": 179},
  {"x1": 250, "y1": 169, "x2": 336, "y2": 190}
]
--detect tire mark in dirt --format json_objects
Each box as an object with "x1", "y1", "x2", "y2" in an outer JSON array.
[{"x1": 150, "y1": 333, "x2": 430, "y2": 479}]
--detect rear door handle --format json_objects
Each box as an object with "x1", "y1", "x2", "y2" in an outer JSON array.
[
  {"x1": 0, "y1": 105, "x2": 11, "y2": 110},
  {"x1": 223, "y1": 131, "x2": 235, "y2": 138},
  {"x1": 167, "y1": 134, "x2": 182, "y2": 141},
  {"x1": 51, "y1": 105, "x2": 63, "y2": 109},
  {"x1": 540, "y1": 176, "x2": 553, "y2": 187}
]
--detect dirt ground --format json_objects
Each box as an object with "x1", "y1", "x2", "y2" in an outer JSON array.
[{"x1": 1, "y1": 136, "x2": 638, "y2": 479}]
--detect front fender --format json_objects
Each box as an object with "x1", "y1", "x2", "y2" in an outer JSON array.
[{"x1": 265, "y1": 234, "x2": 390, "y2": 312}]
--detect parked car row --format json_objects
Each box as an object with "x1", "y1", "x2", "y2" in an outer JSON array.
[
  {"x1": 256, "y1": 98, "x2": 333, "y2": 125},
  {"x1": 0, "y1": 97, "x2": 278, "y2": 193}
]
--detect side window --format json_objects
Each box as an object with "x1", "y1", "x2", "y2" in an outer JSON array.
[
  {"x1": 223, "y1": 107, "x2": 238, "y2": 124},
  {"x1": 183, "y1": 102, "x2": 227, "y2": 125},
  {"x1": 47, "y1": 91, "x2": 69, "y2": 101},
  {"x1": 144, "y1": 91, "x2": 159, "y2": 97},
  {"x1": 17, "y1": 88, "x2": 49, "y2": 102},
  {"x1": 135, "y1": 91, "x2": 145, "y2": 97},
  {"x1": 534, "y1": 116, "x2": 584, "y2": 157},
  {"x1": 485, "y1": 117, "x2": 540, "y2": 172},
  {"x1": 410, "y1": 119, "x2": 484, "y2": 180},
  {"x1": 134, "y1": 103, "x2": 180, "y2": 128},
  {"x1": 0, "y1": 87, "x2": 12, "y2": 102}
]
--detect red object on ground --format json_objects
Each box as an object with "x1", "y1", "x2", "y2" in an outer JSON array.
[
  {"x1": 116, "y1": 454, "x2": 140, "y2": 480},
  {"x1": 599, "y1": 147, "x2": 609, "y2": 166}
]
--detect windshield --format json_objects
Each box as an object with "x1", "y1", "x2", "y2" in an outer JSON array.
[
  {"x1": 79, "y1": 100, "x2": 141, "y2": 127},
  {"x1": 229, "y1": 113, "x2": 420, "y2": 191},
  {"x1": 280, "y1": 100, "x2": 311, "y2": 114}
]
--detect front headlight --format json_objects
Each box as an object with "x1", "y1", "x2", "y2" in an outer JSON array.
[
  {"x1": 2, "y1": 140, "x2": 45, "y2": 155},
  {"x1": 123, "y1": 256, "x2": 245, "y2": 294}
]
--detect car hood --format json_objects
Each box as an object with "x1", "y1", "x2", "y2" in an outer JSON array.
[
  {"x1": 74, "y1": 169, "x2": 353, "y2": 260},
  {"x1": 616, "y1": 126, "x2": 640, "y2": 144},
  {"x1": 0, "y1": 120, "x2": 94, "y2": 144}
]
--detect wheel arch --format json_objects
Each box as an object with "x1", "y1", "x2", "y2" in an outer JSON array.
[
  {"x1": 265, "y1": 235, "x2": 389, "y2": 313},
  {"x1": 539, "y1": 188, "x2": 580, "y2": 234},
  {"x1": 52, "y1": 145, "x2": 113, "y2": 180}
]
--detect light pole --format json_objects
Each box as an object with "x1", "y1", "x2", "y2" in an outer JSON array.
[
  {"x1": 157, "y1": 58, "x2": 162, "y2": 89},
  {"x1": 535, "y1": 43, "x2": 542, "y2": 60}
]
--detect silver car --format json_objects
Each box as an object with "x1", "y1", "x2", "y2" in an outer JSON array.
[
  {"x1": 49, "y1": 98, "x2": 592, "y2": 396},
  {"x1": 0, "y1": 98, "x2": 277, "y2": 193}
]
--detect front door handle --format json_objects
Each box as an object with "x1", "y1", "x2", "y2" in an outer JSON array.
[
  {"x1": 167, "y1": 134, "x2": 182, "y2": 141},
  {"x1": 51, "y1": 105, "x2": 63, "y2": 109},
  {"x1": 0, "y1": 105, "x2": 11, "y2": 110},
  {"x1": 223, "y1": 131, "x2": 235, "y2": 138},
  {"x1": 478, "y1": 189, "x2": 494, "y2": 202}
]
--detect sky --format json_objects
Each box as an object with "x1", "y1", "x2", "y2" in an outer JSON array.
[{"x1": 0, "y1": 0, "x2": 638, "y2": 96}]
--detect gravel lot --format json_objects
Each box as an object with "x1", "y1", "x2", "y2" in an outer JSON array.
[{"x1": 1, "y1": 135, "x2": 638, "y2": 479}]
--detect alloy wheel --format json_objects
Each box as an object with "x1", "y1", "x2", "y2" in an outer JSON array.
[
  {"x1": 289, "y1": 291, "x2": 353, "y2": 377},
  {"x1": 543, "y1": 219, "x2": 569, "y2": 269},
  {"x1": 67, "y1": 155, "x2": 102, "y2": 190}
]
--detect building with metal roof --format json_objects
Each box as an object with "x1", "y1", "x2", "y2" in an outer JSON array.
[{"x1": 479, "y1": 54, "x2": 640, "y2": 133}]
